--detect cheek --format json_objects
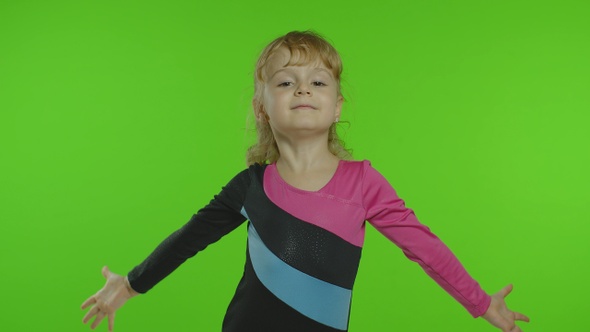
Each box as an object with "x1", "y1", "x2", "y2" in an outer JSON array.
[
  {"x1": 262, "y1": 86, "x2": 277, "y2": 104},
  {"x1": 262, "y1": 95, "x2": 275, "y2": 112},
  {"x1": 259, "y1": 89, "x2": 272, "y2": 111},
  {"x1": 263, "y1": 90, "x2": 288, "y2": 109},
  {"x1": 321, "y1": 92, "x2": 339, "y2": 106}
]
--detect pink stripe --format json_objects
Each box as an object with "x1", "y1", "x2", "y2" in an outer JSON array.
[{"x1": 263, "y1": 162, "x2": 366, "y2": 247}]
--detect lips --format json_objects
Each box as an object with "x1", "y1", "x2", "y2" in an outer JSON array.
[{"x1": 292, "y1": 104, "x2": 317, "y2": 110}]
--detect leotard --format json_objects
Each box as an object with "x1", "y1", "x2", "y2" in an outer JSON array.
[{"x1": 128, "y1": 160, "x2": 491, "y2": 331}]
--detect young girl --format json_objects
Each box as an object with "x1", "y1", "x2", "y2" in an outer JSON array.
[{"x1": 82, "y1": 31, "x2": 529, "y2": 332}]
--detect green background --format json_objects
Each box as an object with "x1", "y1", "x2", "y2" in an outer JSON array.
[{"x1": 1, "y1": 0, "x2": 588, "y2": 331}]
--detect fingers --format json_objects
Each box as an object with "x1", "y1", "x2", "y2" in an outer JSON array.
[
  {"x1": 91, "y1": 311, "x2": 106, "y2": 329},
  {"x1": 500, "y1": 284, "x2": 514, "y2": 298},
  {"x1": 83, "y1": 266, "x2": 119, "y2": 330},
  {"x1": 102, "y1": 265, "x2": 111, "y2": 279},
  {"x1": 82, "y1": 302, "x2": 117, "y2": 331},
  {"x1": 108, "y1": 312, "x2": 115, "y2": 332},
  {"x1": 82, "y1": 305, "x2": 100, "y2": 324},
  {"x1": 81, "y1": 296, "x2": 96, "y2": 309},
  {"x1": 514, "y1": 311, "x2": 530, "y2": 322}
]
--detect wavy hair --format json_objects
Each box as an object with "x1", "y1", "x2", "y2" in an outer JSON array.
[{"x1": 246, "y1": 30, "x2": 352, "y2": 166}]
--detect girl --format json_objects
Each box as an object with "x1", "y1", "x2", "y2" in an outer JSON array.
[{"x1": 82, "y1": 30, "x2": 529, "y2": 332}]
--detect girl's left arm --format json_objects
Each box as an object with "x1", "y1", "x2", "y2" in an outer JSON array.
[{"x1": 361, "y1": 163, "x2": 528, "y2": 329}]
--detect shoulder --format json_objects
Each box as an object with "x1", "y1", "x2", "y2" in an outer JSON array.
[
  {"x1": 337, "y1": 159, "x2": 371, "y2": 177},
  {"x1": 338, "y1": 159, "x2": 387, "y2": 184},
  {"x1": 327, "y1": 160, "x2": 390, "y2": 202},
  {"x1": 215, "y1": 164, "x2": 270, "y2": 205},
  {"x1": 228, "y1": 163, "x2": 267, "y2": 180},
  {"x1": 221, "y1": 164, "x2": 265, "y2": 192},
  {"x1": 224, "y1": 162, "x2": 271, "y2": 192},
  {"x1": 245, "y1": 162, "x2": 268, "y2": 183},
  {"x1": 347, "y1": 160, "x2": 397, "y2": 202}
]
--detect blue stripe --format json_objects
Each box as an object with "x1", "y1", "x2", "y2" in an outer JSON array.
[
  {"x1": 240, "y1": 207, "x2": 249, "y2": 220},
  {"x1": 245, "y1": 217, "x2": 351, "y2": 330}
]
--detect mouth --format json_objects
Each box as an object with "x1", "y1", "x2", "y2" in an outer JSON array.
[{"x1": 292, "y1": 104, "x2": 317, "y2": 110}]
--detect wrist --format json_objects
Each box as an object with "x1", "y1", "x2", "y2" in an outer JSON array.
[{"x1": 124, "y1": 276, "x2": 140, "y2": 297}]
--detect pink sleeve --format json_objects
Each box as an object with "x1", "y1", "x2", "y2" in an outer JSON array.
[{"x1": 362, "y1": 162, "x2": 491, "y2": 318}]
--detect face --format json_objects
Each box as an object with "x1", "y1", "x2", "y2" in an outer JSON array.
[{"x1": 257, "y1": 48, "x2": 342, "y2": 139}]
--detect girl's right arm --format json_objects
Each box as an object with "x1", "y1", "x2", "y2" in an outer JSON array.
[
  {"x1": 126, "y1": 168, "x2": 251, "y2": 293},
  {"x1": 81, "y1": 167, "x2": 253, "y2": 331}
]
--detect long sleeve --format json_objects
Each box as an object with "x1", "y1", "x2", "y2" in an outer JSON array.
[
  {"x1": 127, "y1": 168, "x2": 250, "y2": 294},
  {"x1": 362, "y1": 164, "x2": 491, "y2": 317}
]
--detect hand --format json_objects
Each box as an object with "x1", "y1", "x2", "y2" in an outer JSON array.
[
  {"x1": 482, "y1": 284, "x2": 529, "y2": 331},
  {"x1": 81, "y1": 266, "x2": 139, "y2": 331}
]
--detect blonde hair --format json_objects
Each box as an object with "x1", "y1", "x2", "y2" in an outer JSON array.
[{"x1": 246, "y1": 30, "x2": 352, "y2": 166}]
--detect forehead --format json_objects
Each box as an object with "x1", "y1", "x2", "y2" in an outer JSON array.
[{"x1": 263, "y1": 47, "x2": 330, "y2": 80}]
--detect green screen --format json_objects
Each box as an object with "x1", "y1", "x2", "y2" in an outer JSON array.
[{"x1": 1, "y1": 1, "x2": 588, "y2": 331}]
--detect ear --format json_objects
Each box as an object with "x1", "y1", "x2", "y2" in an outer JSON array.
[
  {"x1": 334, "y1": 95, "x2": 343, "y2": 122},
  {"x1": 253, "y1": 99, "x2": 266, "y2": 122},
  {"x1": 253, "y1": 99, "x2": 262, "y2": 121}
]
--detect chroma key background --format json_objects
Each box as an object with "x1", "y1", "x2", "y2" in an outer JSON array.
[{"x1": 1, "y1": 0, "x2": 588, "y2": 331}]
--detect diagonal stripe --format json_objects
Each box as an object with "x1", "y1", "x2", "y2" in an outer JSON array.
[
  {"x1": 242, "y1": 176, "x2": 363, "y2": 289},
  {"x1": 242, "y1": 210, "x2": 351, "y2": 331}
]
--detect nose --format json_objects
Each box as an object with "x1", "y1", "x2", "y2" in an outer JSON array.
[{"x1": 296, "y1": 84, "x2": 312, "y2": 96}]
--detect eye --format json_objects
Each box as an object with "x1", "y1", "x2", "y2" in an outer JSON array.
[
  {"x1": 312, "y1": 81, "x2": 327, "y2": 86},
  {"x1": 278, "y1": 82, "x2": 293, "y2": 87}
]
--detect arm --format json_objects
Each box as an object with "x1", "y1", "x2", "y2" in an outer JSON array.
[
  {"x1": 362, "y1": 163, "x2": 491, "y2": 317},
  {"x1": 128, "y1": 168, "x2": 250, "y2": 292},
  {"x1": 81, "y1": 168, "x2": 251, "y2": 330},
  {"x1": 362, "y1": 164, "x2": 529, "y2": 329}
]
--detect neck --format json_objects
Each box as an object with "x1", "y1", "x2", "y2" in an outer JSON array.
[{"x1": 274, "y1": 132, "x2": 338, "y2": 173}]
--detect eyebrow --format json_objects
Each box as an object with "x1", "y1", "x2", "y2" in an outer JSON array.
[{"x1": 269, "y1": 67, "x2": 332, "y2": 80}]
